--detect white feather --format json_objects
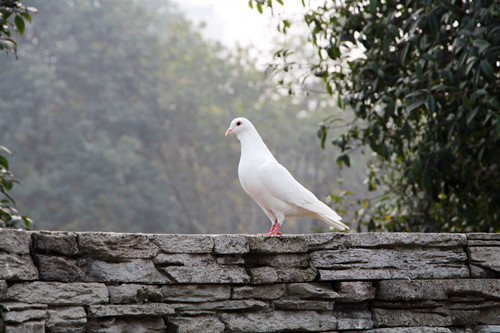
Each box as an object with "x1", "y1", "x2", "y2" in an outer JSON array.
[{"x1": 226, "y1": 117, "x2": 349, "y2": 233}]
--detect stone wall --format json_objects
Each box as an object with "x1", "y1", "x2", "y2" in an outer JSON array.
[{"x1": 1, "y1": 229, "x2": 500, "y2": 332}]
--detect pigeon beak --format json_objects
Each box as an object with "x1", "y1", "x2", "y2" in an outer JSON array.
[{"x1": 225, "y1": 128, "x2": 232, "y2": 136}]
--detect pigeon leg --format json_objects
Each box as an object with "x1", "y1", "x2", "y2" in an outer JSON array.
[
  {"x1": 272, "y1": 222, "x2": 283, "y2": 236},
  {"x1": 258, "y1": 221, "x2": 278, "y2": 236}
]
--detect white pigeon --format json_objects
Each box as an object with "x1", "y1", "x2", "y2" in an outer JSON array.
[{"x1": 225, "y1": 117, "x2": 349, "y2": 235}]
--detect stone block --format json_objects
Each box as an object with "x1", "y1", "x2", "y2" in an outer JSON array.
[
  {"x1": 161, "y1": 265, "x2": 249, "y2": 284},
  {"x1": 161, "y1": 284, "x2": 230, "y2": 302},
  {"x1": 85, "y1": 317, "x2": 165, "y2": 333},
  {"x1": 216, "y1": 255, "x2": 244, "y2": 265},
  {"x1": 468, "y1": 247, "x2": 500, "y2": 277},
  {"x1": 372, "y1": 306, "x2": 453, "y2": 327},
  {"x1": 232, "y1": 284, "x2": 286, "y2": 300},
  {"x1": 33, "y1": 254, "x2": 82, "y2": 282},
  {"x1": 174, "y1": 299, "x2": 268, "y2": 312},
  {"x1": 168, "y1": 316, "x2": 225, "y2": 333},
  {"x1": 467, "y1": 233, "x2": 500, "y2": 246},
  {"x1": 32, "y1": 231, "x2": 78, "y2": 256},
  {"x1": 88, "y1": 303, "x2": 174, "y2": 318},
  {"x1": 1, "y1": 303, "x2": 47, "y2": 324},
  {"x1": 335, "y1": 310, "x2": 373, "y2": 330},
  {"x1": 475, "y1": 326, "x2": 500, "y2": 333},
  {"x1": 273, "y1": 299, "x2": 333, "y2": 310},
  {"x1": 3, "y1": 320, "x2": 46, "y2": 333},
  {"x1": 247, "y1": 235, "x2": 308, "y2": 253},
  {"x1": 313, "y1": 248, "x2": 468, "y2": 280},
  {"x1": 1, "y1": 279, "x2": 7, "y2": 300},
  {"x1": 46, "y1": 306, "x2": 86, "y2": 332},
  {"x1": 336, "y1": 281, "x2": 376, "y2": 302},
  {"x1": 213, "y1": 235, "x2": 249, "y2": 254},
  {"x1": 79, "y1": 258, "x2": 172, "y2": 284},
  {"x1": 249, "y1": 266, "x2": 317, "y2": 284},
  {"x1": 305, "y1": 232, "x2": 467, "y2": 250},
  {"x1": 78, "y1": 232, "x2": 159, "y2": 259},
  {"x1": 220, "y1": 310, "x2": 337, "y2": 332},
  {"x1": 152, "y1": 234, "x2": 214, "y2": 253},
  {"x1": 359, "y1": 328, "x2": 453, "y2": 333},
  {"x1": 6, "y1": 282, "x2": 108, "y2": 305},
  {"x1": 287, "y1": 282, "x2": 339, "y2": 299},
  {"x1": 108, "y1": 284, "x2": 163, "y2": 303},
  {"x1": 153, "y1": 253, "x2": 215, "y2": 266},
  {"x1": 245, "y1": 253, "x2": 309, "y2": 267},
  {"x1": 377, "y1": 279, "x2": 500, "y2": 301},
  {"x1": 0, "y1": 253, "x2": 38, "y2": 281},
  {"x1": 0, "y1": 229, "x2": 31, "y2": 254}
]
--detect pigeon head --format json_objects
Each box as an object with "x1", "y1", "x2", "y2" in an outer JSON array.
[{"x1": 225, "y1": 117, "x2": 253, "y2": 137}]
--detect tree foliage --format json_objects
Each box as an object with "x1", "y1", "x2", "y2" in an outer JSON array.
[
  {"x1": 0, "y1": 0, "x2": 36, "y2": 56},
  {"x1": 252, "y1": 0, "x2": 500, "y2": 232},
  {"x1": 1, "y1": 0, "x2": 35, "y2": 229}
]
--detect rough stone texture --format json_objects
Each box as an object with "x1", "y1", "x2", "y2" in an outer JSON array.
[
  {"x1": 304, "y1": 232, "x2": 467, "y2": 250},
  {"x1": 249, "y1": 266, "x2": 317, "y2": 284},
  {"x1": 1, "y1": 229, "x2": 500, "y2": 333},
  {"x1": 232, "y1": 284, "x2": 286, "y2": 300},
  {"x1": 87, "y1": 303, "x2": 174, "y2": 317},
  {"x1": 6, "y1": 282, "x2": 108, "y2": 305},
  {"x1": 152, "y1": 234, "x2": 214, "y2": 253},
  {"x1": 336, "y1": 281, "x2": 376, "y2": 302},
  {"x1": 161, "y1": 284, "x2": 230, "y2": 302},
  {"x1": 46, "y1": 306, "x2": 87, "y2": 332},
  {"x1": 0, "y1": 303, "x2": 47, "y2": 324},
  {"x1": 0, "y1": 229, "x2": 31, "y2": 254},
  {"x1": 161, "y1": 265, "x2": 250, "y2": 284},
  {"x1": 79, "y1": 258, "x2": 172, "y2": 284},
  {"x1": 78, "y1": 232, "x2": 159, "y2": 259},
  {"x1": 221, "y1": 310, "x2": 337, "y2": 332},
  {"x1": 32, "y1": 253, "x2": 82, "y2": 282},
  {"x1": 468, "y1": 246, "x2": 500, "y2": 278},
  {"x1": 247, "y1": 235, "x2": 308, "y2": 253},
  {"x1": 0, "y1": 280, "x2": 7, "y2": 300},
  {"x1": 213, "y1": 234, "x2": 249, "y2": 254},
  {"x1": 32, "y1": 231, "x2": 78, "y2": 256},
  {"x1": 3, "y1": 320, "x2": 46, "y2": 333},
  {"x1": 313, "y1": 247, "x2": 468, "y2": 280},
  {"x1": 377, "y1": 279, "x2": 500, "y2": 301},
  {"x1": 168, "y1": 316, "x2": 225, "y2": 333},
  {"x1": 0, "y1": 253, "x2": 38, "y2": 281},
  {"x1": 85, "y1": 317, "x2": 165, "y2": 333},
  {"x1": 107, "y1": 284, "x2": 163, "y2": 304}
]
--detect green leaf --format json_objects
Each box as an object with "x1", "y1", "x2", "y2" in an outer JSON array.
[
  {"x1": 0, "y1": 155, "x2": 9, "y2": 169},
  {"x1": 14, "y1": 15, "x2": 25, "y2": 35},
  {"x1": 480, "y1": 60, "x2": 494, "y2": 79},
  {"x1": 406, "y1": 98, "x2": 426, "y2": 114},
  {"x1": 473, "y1": 39, "x2": 490, "y2": 54},
  {"x1": 256, "y1": 2, "x2": 263, "y2": 14},
  {"x1": 336, "y1": 154, "x2": 350, "y2": 168}
]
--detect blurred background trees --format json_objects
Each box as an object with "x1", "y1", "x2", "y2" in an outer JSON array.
[
  {"x1": 1, "y1": 0, "x2": 368, "y2": 233},
  {"x1": 253, "y1": 0, "x2": 500, "y2": 232},
  {"x1": 1, "y1": 0, "x2": 35, "y2": 228}
]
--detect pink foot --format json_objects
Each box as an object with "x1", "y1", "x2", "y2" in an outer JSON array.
[{"x1": 258, "y1": 224, "x2": 282, "y2": 236}]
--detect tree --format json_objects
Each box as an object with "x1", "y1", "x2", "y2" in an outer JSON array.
[
  {"x1": 1, "y1": 0, "x2": 35, "y2": 229},
  {"x1": 252, "y1": 0, "x2": 500, "y2": 232}
]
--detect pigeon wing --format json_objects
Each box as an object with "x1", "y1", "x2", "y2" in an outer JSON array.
[
  {"x1": 258, "y1": 160, "x2": 318, "y2": 207},
  {"x1": 258, "y1": 160, "x2": 348, "y2": 230}
]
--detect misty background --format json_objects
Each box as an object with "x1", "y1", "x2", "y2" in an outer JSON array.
[{"x1": 0, "y1": 0, "x2": 369, "y2": 234}]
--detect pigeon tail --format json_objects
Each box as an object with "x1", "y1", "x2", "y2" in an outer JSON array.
[{"x1": 317, "y1": 212, "x2": 349, "y2": 231}]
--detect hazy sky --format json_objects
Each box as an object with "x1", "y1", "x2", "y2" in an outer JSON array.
[{"x1": 173, "y1": 0, "x2": 311, "y2": 60}]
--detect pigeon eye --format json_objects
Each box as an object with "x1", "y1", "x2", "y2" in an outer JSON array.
[{"x1": 236, "y1": 121, "x2": 242, "y2": 126}]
